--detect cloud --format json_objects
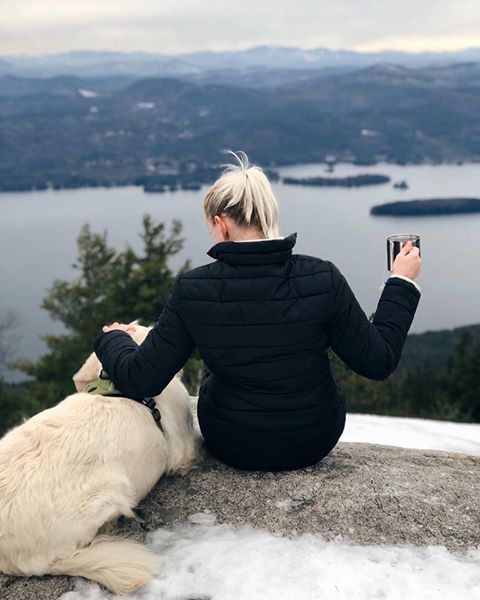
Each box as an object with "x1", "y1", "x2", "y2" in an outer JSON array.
[{"x1": 0, "y1": 0, "x2": 478, "y2": 55}]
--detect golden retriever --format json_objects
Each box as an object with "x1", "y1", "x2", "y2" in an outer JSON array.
[{"x1": 0, "y1": 321, "x2": 197, "y2": 595}]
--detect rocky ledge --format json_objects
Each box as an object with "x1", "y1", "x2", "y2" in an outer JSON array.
[{"x1": 1, "y1": 438, "x2": 478, "y2": 599}]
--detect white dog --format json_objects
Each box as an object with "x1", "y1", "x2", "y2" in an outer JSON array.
[{"x1": 0, "y1": 321, "x2": 198, "y2": 595}]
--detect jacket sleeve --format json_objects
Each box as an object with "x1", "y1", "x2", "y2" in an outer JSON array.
[
  {"x1": 324, "y1": 261, "x2": 421, "y2": 380},
  {"x1": 389, "y1": 273, "x2": 421, "y2": 293},
  {"x1": 93, "y1": 274, "x2": 195, "y2": 399}
]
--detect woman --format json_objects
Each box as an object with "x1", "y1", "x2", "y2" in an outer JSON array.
[{"x1": 94, "y1": 150, "x2": 421, "y2": 471}]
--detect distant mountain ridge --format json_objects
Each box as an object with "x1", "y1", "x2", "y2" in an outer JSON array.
[{"x1": 1, "y1": 45, "x2": 480, "y2": 79}]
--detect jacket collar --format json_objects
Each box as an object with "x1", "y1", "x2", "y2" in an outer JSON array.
[{"x1": 206, "y1": 232, "x2": 298, "y2": 265}]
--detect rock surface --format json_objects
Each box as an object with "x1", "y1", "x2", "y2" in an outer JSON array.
[{"x1": 1, "y1": 433, "x2": 478, "y2": 599}]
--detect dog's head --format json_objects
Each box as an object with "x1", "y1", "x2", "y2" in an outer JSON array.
[{"x1": 72, "y1": 319, "x2": 153, "y2": 392}]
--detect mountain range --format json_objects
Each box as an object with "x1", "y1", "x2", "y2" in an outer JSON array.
[
  {"x1": 0, "y1": 49, "x2": 479, "y2": 191},
  {"x1": 1, "y1": 45, "x2": 480, "y2": 81}
]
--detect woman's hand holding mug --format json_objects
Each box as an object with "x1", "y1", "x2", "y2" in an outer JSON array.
[{"x1": 392, "y1": 240, "x2": 422, "y2": 280}]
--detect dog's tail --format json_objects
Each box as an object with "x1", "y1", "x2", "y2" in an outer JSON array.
[{"x1": 49, "y1": 534, "x2": 161, "y2": 596}]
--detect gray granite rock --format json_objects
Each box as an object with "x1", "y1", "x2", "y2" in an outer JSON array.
[
  {"x1": 144, "y1": 440, "x2": 480, "y2": 551},
  {"x1": 1, "y1": 406, "x2": 478, "y2": 599}
]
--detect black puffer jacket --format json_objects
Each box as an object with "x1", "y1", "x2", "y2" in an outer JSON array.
[{"x1": 94, "y1": 231, "x2": 421, "y2": 471}]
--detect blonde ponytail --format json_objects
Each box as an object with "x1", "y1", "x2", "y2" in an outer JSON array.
[{"x1": 204, "y1": 150, "x2": 280, "y2": 238}]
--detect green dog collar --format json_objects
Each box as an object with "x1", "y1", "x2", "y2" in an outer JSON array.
[
  {"x1": 83, "y1": 368, "x2": 164, "y2": 432},
  {"x1": 83, "y1": 369, "x2": 126, "y2": 397}
]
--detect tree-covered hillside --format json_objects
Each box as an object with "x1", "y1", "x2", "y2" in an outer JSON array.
[{"x1": 1, "y1": 62, "x2": 479, "y2": 191}]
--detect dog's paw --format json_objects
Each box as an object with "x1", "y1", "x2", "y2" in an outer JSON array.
[
  {"x1": 132, "y1": 508, "x2": 152, "y2": 532},
  {"x1": 174, "y1": 463, "x2": 195, "y2": 477}
]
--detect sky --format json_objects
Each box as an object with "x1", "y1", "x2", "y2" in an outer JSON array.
[{"x1": 0, "y1": 0, "x2": 479, "y2": 56}]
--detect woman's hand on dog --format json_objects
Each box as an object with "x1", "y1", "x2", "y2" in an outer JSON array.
[{"x1": 102, "y1": 322, "x2": 137, "y2": 335}]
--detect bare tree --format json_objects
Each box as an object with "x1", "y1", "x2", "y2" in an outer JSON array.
[{"x1": 0, "y1": 308, "x2": 21, "y2": 376}]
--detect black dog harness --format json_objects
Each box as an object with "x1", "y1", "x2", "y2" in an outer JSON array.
[{"x1": 83, "y1": 368, "x2": 164, "y2": 433}]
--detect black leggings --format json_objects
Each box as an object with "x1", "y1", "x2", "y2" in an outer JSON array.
[{"x1": 201, "y1": 412, "x2": 347, "y2": 472}]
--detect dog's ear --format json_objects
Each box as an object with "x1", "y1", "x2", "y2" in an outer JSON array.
[
  {"x1": 128, "y1": 318, "x2": 141, "y2": 326},
  {"x1": 72, "y1": 351, "x2": 102, "y2": 392}
]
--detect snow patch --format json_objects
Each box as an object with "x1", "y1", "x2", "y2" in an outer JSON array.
[
  {"x1": 341, "y1": 413, "x2": 480, "y2": 456},
  {"x1": 59, "y1": 521, "x2": 480, "y2": 600},
  {"x1": 136, "y1": 101, "x2": 156, "y2": 110},
  {"x1": 361, "y1": 128, "x2": 380, "y2": 137},
  {"x1": 78, "y1": 88, "x2": 98, "y2": 98},
  {"x1": 188, "y1": 511, "x2": 217, "y2": 526}
]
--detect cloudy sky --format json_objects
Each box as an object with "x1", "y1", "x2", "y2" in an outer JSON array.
[{"x1": 0, "y1": 0, "x2": 479, "y2": 56}]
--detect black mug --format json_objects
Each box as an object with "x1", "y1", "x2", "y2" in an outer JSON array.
[{"x1": 387, "y1": 234, "x2": 421, "y2": 272}]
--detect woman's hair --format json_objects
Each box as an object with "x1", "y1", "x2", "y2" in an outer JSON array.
[{"x1": 203, "y1": 150, "x2": 280, "y2": 238}]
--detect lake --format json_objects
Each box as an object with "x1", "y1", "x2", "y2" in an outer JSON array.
[{"x1": 1, "y1": 161, "x2": 480, "y2": 382}]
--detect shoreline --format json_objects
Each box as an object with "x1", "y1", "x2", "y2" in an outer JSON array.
[{"x1": 2, "y1": 158, "x2": 480, "y2": 194}]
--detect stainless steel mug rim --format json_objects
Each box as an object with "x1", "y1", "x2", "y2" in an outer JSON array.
[{"x1": 387, "y1": 233, "x2": 420, "y2": 241}]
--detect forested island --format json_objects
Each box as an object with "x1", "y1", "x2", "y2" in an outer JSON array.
[
  {"x1": 0, "y1": 163, "x2": 280, "y2": 193},
  {"x1": 370, "y1": 197, "x2": 480, "y2": 216},
  {"x1": 136, "y1": 168, "x2": 279, "y2": 193},
  {"x1": 283, "y1": 174, "x2": 390, "y2": 187}
]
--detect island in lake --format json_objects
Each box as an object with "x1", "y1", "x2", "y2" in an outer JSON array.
[
  {"x1": 371, "y1": 198, "x2": 480, "y2": 216},
  {"x1": 283, "y1": 174, "x2": 390, "y2": 187},
  {"x1": 136, "y1": 168, "x2": 280, "y2": 194}
]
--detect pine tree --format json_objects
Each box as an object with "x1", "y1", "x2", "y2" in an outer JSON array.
[
  {"x1": 442, "y1": 331, "x2": 480, "y2": 421},
  {"x1": 9, "y1": 214, "x2": 205, "y2": 422}
]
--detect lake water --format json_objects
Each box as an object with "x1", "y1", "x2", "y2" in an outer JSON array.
[{"x1": 1, "y1": 161, "x2": 480, "y2": 382}]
